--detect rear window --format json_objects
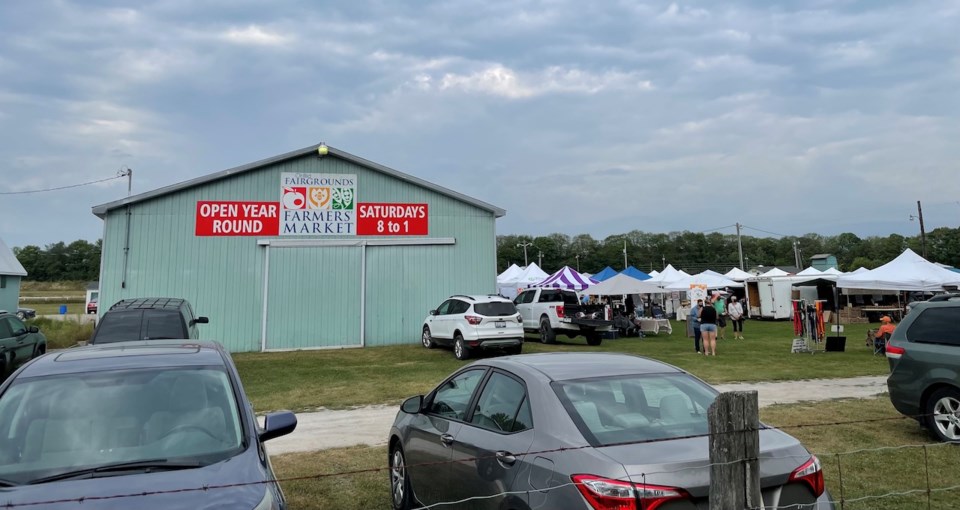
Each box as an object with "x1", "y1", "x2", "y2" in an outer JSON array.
[
  {"x1": 94, "y1": 310, "x2": 186, "y2": 343},
  {"x1": 553, "y1": 374, "x2": 717, "y2": 447},
  {"x1": 907, "y1": 307, "x2": 960, "y2": 346},
  {"x1": 538, "y1": 290, "x2": 580, "y2": 305},
  {"x1": 474, "y1": 302, "x2": 517, "y2": 317}
]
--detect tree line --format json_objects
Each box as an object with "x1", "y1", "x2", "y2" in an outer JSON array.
[
  {"x1": 497, "y1": 227, "x2": 960, "y2": 275},
  {"x1": 13, "y1": 240, "x2": 102, "y2": 282}
]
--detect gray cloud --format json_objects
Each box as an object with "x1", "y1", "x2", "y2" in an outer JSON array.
[{"x1": 1, "y1": 0, "x2": 958, "y2": 248}]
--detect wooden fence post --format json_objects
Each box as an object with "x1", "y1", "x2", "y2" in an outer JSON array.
[{"x1": 709, "y1": 391, "x2": 761, "y2": 510}]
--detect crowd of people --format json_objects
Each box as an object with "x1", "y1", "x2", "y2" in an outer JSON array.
[{"x1": 688, "y1": 292, "x2": 746, "y2": 356}]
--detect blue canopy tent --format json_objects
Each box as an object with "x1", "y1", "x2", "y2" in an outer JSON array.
[
  {"x1": 621, "y1": 266, "x2": 652, "y2": 281},
  {"x1": 592, "y1": 266, "x2": 619, "y2": 282}
]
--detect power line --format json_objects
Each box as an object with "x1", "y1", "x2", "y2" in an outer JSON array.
[
  {"x1": 0, "y1": 174, "x2": 125, "y2": 195},
  {"x1": 698, "y1": 224, "x2": 737, "y2": 234},
  {"x1": 740, "y1": 224, "x2": 792, "y2": 238}
]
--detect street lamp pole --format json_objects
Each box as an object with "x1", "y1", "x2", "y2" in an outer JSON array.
[
  {"x1": 517, "y1": 242, "x2": 533, "y2": 266},
  {"x1": 575, "y1": 254, "x2": 581, "y2": 272}
]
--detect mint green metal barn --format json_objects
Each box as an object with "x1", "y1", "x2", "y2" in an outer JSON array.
[{"x1": 92, "y1": 144, "x2": 504, "y2": 352}]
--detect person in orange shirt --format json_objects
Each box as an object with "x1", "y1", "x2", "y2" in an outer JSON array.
[{"x1": 875, "y1": 316, "x2": 896, "y2": 339}]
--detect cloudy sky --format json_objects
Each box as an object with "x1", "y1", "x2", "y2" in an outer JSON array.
[{"x1": 1, "y1": 0, "x2": 959, "y2": 248}]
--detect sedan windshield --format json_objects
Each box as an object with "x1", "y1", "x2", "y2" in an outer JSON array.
[
  {"x1": 553, "y1": 373, "x2": 718, "y2": 447},
  {"x1": 0, "y1": 367, "x2": 244, "y2": 485}
]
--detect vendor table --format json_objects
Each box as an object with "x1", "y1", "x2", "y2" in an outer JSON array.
[
  {"x1": 860, "y1": 306, "x2": 904, "y2": 321},
  {"x1": 638, "y1": 318, "x2": 673, "y2": 336}
]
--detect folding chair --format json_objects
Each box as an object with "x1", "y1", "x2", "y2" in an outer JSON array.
[{"x1": 873, "y1": 332, "x2": 890, "y2": 356}]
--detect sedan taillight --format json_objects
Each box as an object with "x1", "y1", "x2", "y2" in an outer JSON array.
[
  {"x1": 465, "y1": 315, "x2": 482, "y2": 325},
  {"x1": 788, "y1": 455, "x2": 825, "y2": 497},
  {"x1": 571, "y1": 474, "x2": 689, "y2": 510},
  {"x1": 886, "y1": 344, "x2": 905, "y2": 359}
]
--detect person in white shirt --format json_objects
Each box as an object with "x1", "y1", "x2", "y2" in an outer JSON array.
[{"x1": 728, "y1": 296, "x2": 745, "y2": 339}]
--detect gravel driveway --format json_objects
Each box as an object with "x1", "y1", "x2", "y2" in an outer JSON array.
[{"x1": 264, "y1": 375, "x2": 888, "y2": 455}]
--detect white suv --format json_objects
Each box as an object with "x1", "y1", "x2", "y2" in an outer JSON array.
[{"x1": 421, "y1": 295, "x2": 524, "y2": 360}]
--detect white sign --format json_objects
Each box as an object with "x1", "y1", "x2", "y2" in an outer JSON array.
[
  {"x1": 791, "y1": 338, "x2": 808, "y2": 353},
  {"x1": 280, "y1": 173, "x2": 357, "y2": 235}
]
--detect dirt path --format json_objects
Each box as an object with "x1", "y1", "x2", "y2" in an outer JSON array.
[{"x1": 264, "y1": 375, "x2": 888, "y2": 456}]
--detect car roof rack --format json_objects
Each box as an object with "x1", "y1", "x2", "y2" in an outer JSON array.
[
  {"x1": 450, "y1": 295, "x2": 475, "y2": 301},
  {"x1": 109, "y1": 297, "x2": 186, "y2": 311}
]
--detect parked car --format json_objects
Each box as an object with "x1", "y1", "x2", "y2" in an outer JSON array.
[
  {"x1": 0, "y1": 340, "x2": 297, "y2": 508},
  {"x1": 0, "y1": 311, "x2": 46, "y2": 377},
  {"x1": 15, "y1": 308, "x2": 36, "y2": 321},
  {"x1": 389, "y1": 353, "x2": 834, "y2": 510},
  {"x1": 886, "y1": 295, "x2": 960, "y2": 442},
  {"x1": 421, "y1": 295, "x2": 523, "y2": 360},
  {"x1": 86, "y1": 299, "x2": 98, "y2": 314},
  {"x1": 89, "y1": 298, "x2": 208, "y2": 344},
  {"x1": 513, "y1": 287, "x2": 613, "y2": 345}
]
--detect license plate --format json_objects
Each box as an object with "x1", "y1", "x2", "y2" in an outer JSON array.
[{"x1": 495, "y1": 322, "x2": 506, "y2": 328}]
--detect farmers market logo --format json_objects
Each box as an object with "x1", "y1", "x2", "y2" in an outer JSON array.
[
  {"x1": 279, "y1": 173, "x2": 357, "y2": 236},
  {"x1": 332, "y1": 188, "x2": 354, "y2": 210}
]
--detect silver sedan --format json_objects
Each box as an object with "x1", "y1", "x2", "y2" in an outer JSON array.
[{"x1": 388, "y1": 352, "x2": 834, "y2": 510}]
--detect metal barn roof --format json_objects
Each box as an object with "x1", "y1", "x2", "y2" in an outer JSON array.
[
  {"x1": 92, "y1": 143, "x2": 505, "y2": 218},
  {"x1": 0, "y1": 237, "x2": 27, "y2": 276}
]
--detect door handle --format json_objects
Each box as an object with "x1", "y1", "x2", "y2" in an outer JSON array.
[
  {"x1": 496, "y1": 451, "x2": 516, "y2": 466},
  {"x1": 440, "y1": 434, "x2": 454, "y2": 446}
]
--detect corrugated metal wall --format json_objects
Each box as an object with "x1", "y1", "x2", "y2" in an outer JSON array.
[
  {"x1": 0, "y1": 275, "x2": 20, "y2": 312},
  {"x1": 99, "y1": 153, "x2": 497, "y2": 351}
]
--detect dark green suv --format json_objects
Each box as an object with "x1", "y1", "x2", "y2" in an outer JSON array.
[
  {"x1": 89, "y1": 298, "x2": 209, "y2": 344},
  {"x1": 886, "y1": 295, "x2": 960, "y2": 442}
]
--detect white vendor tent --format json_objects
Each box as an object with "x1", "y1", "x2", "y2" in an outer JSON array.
[
  {"x1": 582, "y1": 273, "x2": 665, "y2": 296},
  {"x1": 648, "y1": 264, "x2": 690, "y2": 286},
  {"x1": 796, "y1": 267, "x2": 823, "y2": 276},
  {"x1": 760, "y1": 267, "x2": 790, "y2": 277},
  {"x1": 724, "y1": 267, "x2": 753, "y2": 281},
  {"x1": 822, "y1": 267, "x2": 844, "y2": 275},
  {"x1": 498, "y1": 263, "x2": 549, "y2": 299},
  {"x1": 851, "y1": 267, "x2": 869, "y2": 274},
  {"x1": 665, "y1": 270, "x2": 744, "y2": 291},
  {"x1": 648, "y1": 270, "x2": 660, "y2": 278},
  {"x1": 837, "y1": 249, "x2": 960, "y2": 291},
  {"x1": 497, "y1": 264, "x2": 522, "y2": 284}
]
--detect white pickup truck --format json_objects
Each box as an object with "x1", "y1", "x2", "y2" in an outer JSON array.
[{"x1": 512, "y1": 288, "x2": 614, "y2": 345}]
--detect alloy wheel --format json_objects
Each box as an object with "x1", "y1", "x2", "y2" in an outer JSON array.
[
  {"x1": 391, "y1": 448, "x2": 406, "y2": 508},
  {"x1": 933, "y1": 395, "x2": 960, "y2": 441}
]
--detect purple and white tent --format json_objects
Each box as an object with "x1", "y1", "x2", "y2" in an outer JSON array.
[{"x1": 529, "y1": 266, "x2": 598, "y2": 290}]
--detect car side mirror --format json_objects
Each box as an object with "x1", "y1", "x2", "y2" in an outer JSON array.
[
  {"x1": 192, "y1": 316, "x2": 210, "y2": 325},
  {"x1": 401, "y1": 395, "x2": 424, "y2": 414},
  {"x1": 259, "y1": 411, "x2": 297, "y2": 442},
  {"x1": 28, "y1": 326, "x2": 39, "y2": 334},
  {"x1": 429, "y1": 310, "x2": 438, "y2": 316}
]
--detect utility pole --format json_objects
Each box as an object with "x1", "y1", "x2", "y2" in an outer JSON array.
[
  {"x1": 661, "y1": 254, "x2": 666, "y2": 269},
  {"x1": 516, "y1": 242, "x2": 533, "y2": 266},
  {"x1": 118, "y1": 167, "x2": 133, "y2": 196},
  {"x1": 917, "y1": 200, "x2": 927, "y2": 259},
  {"x1": 575, "y1": 254, "x2": 581, "y2": 272},
  {"x1": 793, "y1": 240, "x2": 801, "y2": 269},
  {"x1": 538, "y1": 250, "x2": 543, "y2": 268},
  {"x1": 736, "y1": 222, "x2": 745, "y2": 270},
  {"x1": 622, "y1": 239, "x2": 628, "y2": 269}
]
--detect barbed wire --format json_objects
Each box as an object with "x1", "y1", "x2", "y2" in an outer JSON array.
[{"x1": 0, "y1": 411, "x2": 954, "y2": 508}]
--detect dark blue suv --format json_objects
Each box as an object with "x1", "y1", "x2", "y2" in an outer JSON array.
[{"x1": 0, "y1": 340, "x2": 296, "y2": 509}]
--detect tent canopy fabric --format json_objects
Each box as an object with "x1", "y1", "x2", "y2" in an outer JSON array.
[
  {"x1": 851, "y1": 267, "x2": 869, "y2": 274},
  {"x1": 837, "y1": 249, "x2": 960, "y2": 291},
  {"x1": 648, "y1": 270, "x2": 660, "y2": 278},
  {"x1": 724, "y1": 267, "x2": 752, "y2": 281},
  {"x1": 582, "y1": 273, "x2": 665, "y2": 295},
  {"x1": 822, "y1": 267, "x2": 844, "y2": 275},
  {"x1": 503, "y1": 263, "x2": 549, "y2": 286},
  {"x1": 649, "y1": 264, "x2": 690, "y2": 285},
  {"x1": 621, "y1": 266, "x2": 652, "y2": 281},
  {"x1": 530, "y1": 266, "x2": 598, "y2": 290},
  {"x1": 592, "y1": 266, "x2": 619, "y2": 282},
  {"x1": 665, "y1": 270, "x2": 744, "y2": 291},
  {"x1": 497, "y1": 264, "x2": 522, "y2": 283},
  {"x1": 760, "y1": 268, "x2": 790, "y2": 277},
  {"x1": 796, "y1": 267, "x2": 823, "y2": 276}
]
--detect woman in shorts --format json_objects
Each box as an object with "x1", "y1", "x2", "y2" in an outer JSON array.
[{"x1": 699, "y1": 297, "x2": 719, "y2": 356}]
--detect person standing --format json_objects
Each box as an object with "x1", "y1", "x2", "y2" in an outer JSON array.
[
  {"x1": 728, "y1": 296, "x2": 745, "y2": 339},
  {"x1": 713, "y1": 292, "x2": 727, "y2": 340},
  {"x1": 699, "y1": 296, "x2": 719, "y2": 356},
  {"x1": 688, "y1": 299, "x2": 703, "y2": 354},
  {"x1": 625, "y1": 294, "x2": 636, "y2": 317}
]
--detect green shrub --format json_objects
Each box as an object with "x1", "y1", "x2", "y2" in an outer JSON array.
[{"x1": 27, "y1": 318, "x2": 94, "y2": 349}]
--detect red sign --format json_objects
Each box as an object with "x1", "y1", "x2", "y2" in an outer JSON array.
[
  {"x1": 357, "y1": 203, "x2": 428, "y2": 235},
  {"x1": 195, "y1": 201, "x2": 280, "y2": 236}
]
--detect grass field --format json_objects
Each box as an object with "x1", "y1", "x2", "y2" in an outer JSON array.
[
  {"x1": 234, "y1": 319, "x2": 886, "y2": 412},
  {"x1": 270, "y1": 397, "x2": 953, "y2": 510},
  {"x1": 27, "y1": 318, "x2": 94, "y2": 349}
]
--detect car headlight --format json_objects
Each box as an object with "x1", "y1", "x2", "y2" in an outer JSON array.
[{"x1": 253, "y1": 487, "x2": 280, "y2": 510}]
